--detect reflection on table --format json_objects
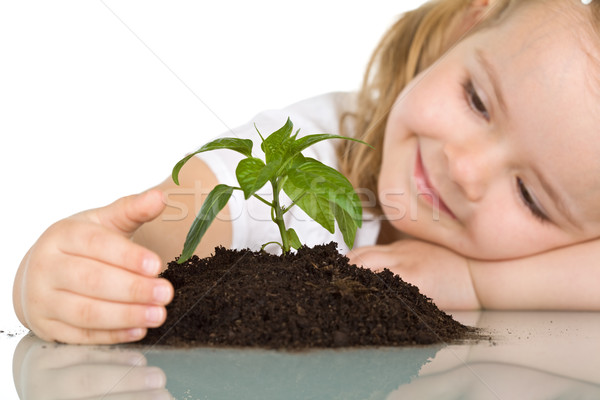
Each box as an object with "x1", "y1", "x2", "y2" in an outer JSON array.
[
  {"x1": 13, "y1": 334, "x2": 439, "y2": 400},
  {"x1": 12, "y1": 334, "x2": 170, "y2": 400},
  {"x1": 389, "y1": 311, "x2": 600, "y2": 399},
  {"x1": 12, "y1": 311, "x2": 600, "y2": 399}
]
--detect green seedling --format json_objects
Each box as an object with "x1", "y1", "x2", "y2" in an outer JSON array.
[{"x1": 172, "y1": 118, "x2": 371, "y2": 263}]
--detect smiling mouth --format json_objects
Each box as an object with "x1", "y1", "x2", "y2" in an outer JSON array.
[{"x1": 414, "y1": 146, "x2": 456, "y2": 219}]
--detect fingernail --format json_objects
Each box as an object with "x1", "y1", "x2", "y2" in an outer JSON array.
[
  {"x1": 127, "y1": 328, "x2": 145, "y2": 340},
  {"x1": 127, "y1": 353, "x2": 147, "y2": 366},
  {"x1": 153, "y1": 285, "x2": 171, "y2": 303},
  {"x1": 145, "y1": 368, "x2": 166, "y2": 389},
  {"x1": 143, "y1": 257, "x2": 160, "y2": 275},
  {"x1": 146, "y1": 307, "x2": 165, "y2": 324}
]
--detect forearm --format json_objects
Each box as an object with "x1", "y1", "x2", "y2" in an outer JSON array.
[{"x1": 469, "y1": 240, "x2": 600, "y2": 310}]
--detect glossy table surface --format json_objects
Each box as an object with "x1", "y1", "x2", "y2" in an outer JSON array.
[{"x1": 5, "y1": 311, "x2": 600, "y2": 399}]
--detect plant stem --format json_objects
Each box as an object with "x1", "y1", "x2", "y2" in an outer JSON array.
[
  {"x1": 252, "y1": 194, "x2": 274, "y2": 208},
  {"x1": 271, "y1": 179, "x2": 290, "y2": 253},
  {"x1": 260, "y1": 241, "x2": 283, "y2": 252},
  {"x1": 282, "y1": 191, "x2": 305, "y2": 214}
]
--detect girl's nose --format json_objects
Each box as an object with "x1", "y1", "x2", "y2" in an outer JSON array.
[{"x1": 443, "y1": 139, "x2": 500, "y2": 202}]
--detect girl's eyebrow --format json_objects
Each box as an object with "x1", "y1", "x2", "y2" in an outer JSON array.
[{"x1": 475, "y1": 48, "x2": 508, "y2": 116}]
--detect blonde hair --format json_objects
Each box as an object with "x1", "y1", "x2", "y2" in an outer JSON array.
[{"x1": 337, "y1": 0, "x2": 600, "y2": 214}]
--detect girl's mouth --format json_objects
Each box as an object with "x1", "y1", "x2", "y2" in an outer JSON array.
[{"x1": 414, "y1": 146, "x2": 456, "y2": 219}]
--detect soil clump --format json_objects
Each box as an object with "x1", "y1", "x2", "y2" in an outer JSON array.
[{"x1": 139, "y1": 242, "x2": 479, "y2": 349}]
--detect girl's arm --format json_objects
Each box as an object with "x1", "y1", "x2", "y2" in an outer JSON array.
[
  {"x1": 132, "y1": 156, "x2": 232, "y2": 265},
  {"x1": 13, "y1": 157, "x2": 232, "y2": 344},
  {"x1": 469, "y1": 240, "x2": 600, "y2": 310},
  {"x1": 349, "y1": 239, "x2": 600, "y2": 311}
]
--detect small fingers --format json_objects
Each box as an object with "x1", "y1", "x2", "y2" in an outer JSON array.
[
  {"x1": 37, "y1": 319, "x2": 148, "y2": 345},
  {"x1": 93, "y1": 190, "x2": 166, "y2": 236},
  {"x1": 33, "y1": 346, "x2": 147, "y2": 370},
  {"x1": 347, "y1": 245, "x2": 393, "y2": 269},
  {"x1": 54, "y1": 219, "x2": 162, "y2": 277},
  {"x1": 46, "y1": 365, "x2": 167, "y2": 398},
  {"x1": 51, "y1": 255, "x2": 173, "y2": 305},
  {"x1": 47, "y1": 291, "x2": 167, "y2": 331},
  {"x1": 348, "y1": 242, "x2": 422, "y2": 271}
]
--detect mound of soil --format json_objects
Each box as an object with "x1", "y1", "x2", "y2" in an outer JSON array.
[{"x1": 139, "y1": 242, "x2": 478, "y2": 349}]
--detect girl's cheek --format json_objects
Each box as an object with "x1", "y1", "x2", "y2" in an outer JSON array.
[
  {"x1": 389, "y1": 97, "x2": 427, "y2": 143},
  {"x1": 386, "y1": 96, "x2": 421, "y2": 143}
]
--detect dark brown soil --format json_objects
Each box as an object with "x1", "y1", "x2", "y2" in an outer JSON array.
[{"x1": 139, "y1": 242, "x2": 479, "y2": 349}]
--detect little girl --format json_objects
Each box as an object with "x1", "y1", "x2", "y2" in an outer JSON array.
[{"x1": 13, "y1": 0, "x2": 600, "y2": 344}]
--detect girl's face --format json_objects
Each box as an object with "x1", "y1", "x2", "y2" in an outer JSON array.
[{"x1": 379, "y1": 2, "x2": 600, "y2": 260}]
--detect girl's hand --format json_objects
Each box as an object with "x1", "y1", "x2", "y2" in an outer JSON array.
[
  {"x1": 347, "y1": 240, "x2": 481, "y2": 310},
  {"x1": 13, "y1": 190, "x2": 174, "y2": 344}
]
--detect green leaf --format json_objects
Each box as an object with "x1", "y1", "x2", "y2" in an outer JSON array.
[
  {"x1": 286, "y1": 157, "x2": 362, "y2": 225},
  {"x1": 283, "y1": 177, "x2": 336, "y2": 234},
  {"x1": 178, "y1": 184, "x2": 234, "y2": 263},
  {"x1": 292, "y1": 134, "x2": 373, "y2": 154},
  {"x1": 331, "y1": 202, "x2": 359, "y2": 249},
  {"x1": 235, "y1": 157, "x2": 280, "y2": 199},
  {"x1": 328, "y1": 186, "x2": 363, "y2": 230},
  {"x1": 172, "y1": 138, "x2": 253, "y2": 185},
  {"x1": 286, "y1": 228, "x2": 302, "y2": 250},
  {"x1": 260, "y1": 118, "x2": 295, "y2": 164},
  {"x1": 283, "y1": 156, "x2": 363, "y2": 248}
]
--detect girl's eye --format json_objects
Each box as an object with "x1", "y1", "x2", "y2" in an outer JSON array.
[
  {"x1": 463, "y1": 80, "x2": 490, "y2": 121},
  {"x1": 516, "y1": 177, "x2": 548, "y2": 222}
]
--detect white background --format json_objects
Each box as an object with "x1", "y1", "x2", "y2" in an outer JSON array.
[{"x1": 0, "y1": 1, "x2": 426, "y2": 395}]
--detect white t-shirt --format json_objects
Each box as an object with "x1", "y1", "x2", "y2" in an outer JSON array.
[{"x1": 196, "y1": 92, "x2": 380, "y2": 254}]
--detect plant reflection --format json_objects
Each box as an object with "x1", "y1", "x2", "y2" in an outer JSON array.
[{"x1": 142, "y1": 345, "x2": 440, "y2": 399}]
